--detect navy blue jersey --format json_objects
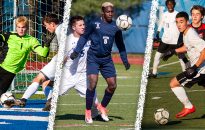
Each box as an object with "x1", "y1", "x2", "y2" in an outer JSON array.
[{"x1": 74, "y1": 17, "x2": 128, "y2": 63}]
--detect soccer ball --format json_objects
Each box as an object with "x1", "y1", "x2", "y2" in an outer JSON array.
[
  {"x1": 0, "y1": 92, "x2": 15, "y2": 108},
  {"x1": 116, "y1": 14, "x2": 132, "y2": 30},
  {"x1": 154, "y1": 108, "x2": 169, "y2": 125}
]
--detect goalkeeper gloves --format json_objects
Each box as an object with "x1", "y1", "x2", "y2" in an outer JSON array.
[
  {"x1": 185, "y1": 65, "x2": 198, "y2": 79},
  {"x1": 123, "y1": 62, "x2": 130, "y2": 70},
  {"x1": 42, "y1": 33, "x2": 56, "y2": 47},
  {"x1": 70, "y1": 51, "x2": 79, "y2": 60},
  {"x1": 162, "y1": 49, "x2": 176, "y2": 61}
]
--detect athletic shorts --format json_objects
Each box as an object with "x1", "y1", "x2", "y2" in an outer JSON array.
[
  {"x1": 40, "y1": 55, "x2": 57, "y2": 81},
  {"x1": 0, "y1": 67, "x2": 16, "y2": 95},
  {"x1": 58, "y1": 70, "x2": 87, "y2": 97},
  {"x1": 87, "y1": 55, "x2": 116, "y2": 78},
  {"x1": 157, "y1": 42, "x2": 178, "y2": 53},
  {"x1": 176, "y1": 71, "x2": 205, "y2": 88}
]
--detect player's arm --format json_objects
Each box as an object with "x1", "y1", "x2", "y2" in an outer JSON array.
[
  {"x1": 32, "y1": 38, "x2": 49, "y2": 57},
  {"x1": 70, "y1": 22, "x2": 94, "y2": 60},
  {"x1": 115, "y1": 30, "x2": 130, "y2": 70}
]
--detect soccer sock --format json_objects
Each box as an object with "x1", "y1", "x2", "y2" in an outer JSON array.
[
  {"x1": 179, "y1": 59, "x2": 186, "y2": 72},
  {"x1": 171, "y1": 87, "x2": 193, "y2": 109},
  {"x1": 22, "y1": 82, "x2": 39, "y2": 99},
  {"x1": 86, "y1": 89, "x2": 95, "y2": 110},
  {"x1": 101, "y1": 90, "x2": 114, "y2": 108},
  {"x1": 44, "y1": 86, "x2": 53, "y2": 99},
  {"x1": 152, "y1": 52, "x2": 162, "y2": 75}
]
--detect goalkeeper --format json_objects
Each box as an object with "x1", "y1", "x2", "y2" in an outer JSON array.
[{"x1": 0, "y1": 16, "x2": 50, "y2": 97}]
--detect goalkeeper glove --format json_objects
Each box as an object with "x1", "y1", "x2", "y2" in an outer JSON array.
[
  {"x1": 42, "y1": 33, "x2": 56, "y2": 47},
  {"x1": 123, "y1": 62, "x2": 130, "y2": 70},
  {"x1": 70, "y1": 51, "x2": 79, "y2": 60},
  {"x1": 185, "y1": 65, "x2": 198, "y2": 79},
  {"x1": 162, "y1": 49, "x2": 176, "y2": 61}
]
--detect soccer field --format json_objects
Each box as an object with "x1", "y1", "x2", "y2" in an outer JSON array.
[
  {"x1": 53, "y1": 55, "x2": 143, "y2": 130},
  {"x1": 142, "y1": 51, "x2": 205, "y2": 129}
]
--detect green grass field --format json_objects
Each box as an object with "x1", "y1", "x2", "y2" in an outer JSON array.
[
  {"x1": 52, "y1": 57, "x2": 143, "y2": 130},
  {"x1": 142, "y1": 50, "x2": 205, "y2": 129}
]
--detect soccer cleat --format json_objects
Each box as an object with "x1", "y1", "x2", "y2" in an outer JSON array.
[
  {"x1": 85, "y1": 109, "x2": 93, "y2": 124},
  {"x1": 148, "y1": 72, "x2": 157, "y2": 78},
  {"x1": 3, "y1": 99, "x2": 16, "y2": 108},
  {"x1": 176, "y1": 106, "x2": 196, "y2": 118},
  {"x1": 97, "y1": 104, "x2": 109, "y2": 122},
  {"x1": 42, "y1": 98, "x2": 51, "y2": 111},
  {"x1": 15, "y1": 98, "x2": 27, "y2": 107}
]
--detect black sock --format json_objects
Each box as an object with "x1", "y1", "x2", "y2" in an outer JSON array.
[
  {"x1": 101, "y1": 90, "x2": 114, "y2": 108},
  {"x1": 86, "y1": 89, "x2": 95, "y2": 110}
]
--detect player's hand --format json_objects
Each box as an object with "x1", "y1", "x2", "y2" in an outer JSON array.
[
  {"x1": 41, "y1": 33, "x2": 56, "y2": 47},
  {"x1": 162, "y1": 49, "x2": 176, "y2": 61},
  {"x1": 123, "y1": 62, "x2": 130, "y2": 70},
  {"x1": 185, "y1": 65, "x2": 198, "y2": 79},
  {"x1": 70, "y1": 51, "x2": 79, "y2": 60}
]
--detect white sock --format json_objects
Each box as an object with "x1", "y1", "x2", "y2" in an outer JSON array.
[
  {"x1": 22, "y1": 82, "x2": 39, "y2": 99},
  {"x1": 152, "y1": 52, "x2": 162, "y2": 74},
  {"x1": 179, "y1": 59, "x2": 186, "y2": 72},
  {"x1": 171, "y1": 87, "x2": 193, "y2": 109}
]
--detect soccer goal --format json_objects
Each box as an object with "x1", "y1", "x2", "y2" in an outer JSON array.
[{"x1": 0, "y1": 0, "x2": 65, "y2": 93}]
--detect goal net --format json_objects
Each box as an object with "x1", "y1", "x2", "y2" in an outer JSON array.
[{"x1": 0, "y1": 0, "x2": 65, "y2": 93}]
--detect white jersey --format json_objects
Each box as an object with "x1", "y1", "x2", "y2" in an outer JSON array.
[
  {"x1": 184, "y1": 28, "x2": 205, "y2": 72},
  {"x1": 64, "y1": 33, "x2": 90, "y2": 74},
  {"x1": 158, "y1": 10, "x2": 179, "y2": 45}
]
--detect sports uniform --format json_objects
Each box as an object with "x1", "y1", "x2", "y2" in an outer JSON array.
[
  {"x1": 150, "y1": 10, "x2": 186, "y2": 77},
  {"x1": 176, "y1": 28, "x2": 205, "y2": 87},
  {"x1": 0, "y1": 32, "x2": 49, "y2": 96},
  {"x1": 189, "y1": 23, "x2": 205, "y2": 40},
  {"x1": 40, "y1": 24, "x2": 62, "y2": 80}
]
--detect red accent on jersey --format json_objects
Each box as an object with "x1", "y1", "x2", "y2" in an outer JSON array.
[{"x1": 189, "y1": 23, "x2": 205, "y2": 40}]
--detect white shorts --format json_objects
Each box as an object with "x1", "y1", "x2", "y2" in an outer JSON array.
[
  {"x1": 40, "y1": 55, "x2": 57, "y2": 81},
  {"x1": 58, "y1": 69, "x2": 87, "y2": 97}
]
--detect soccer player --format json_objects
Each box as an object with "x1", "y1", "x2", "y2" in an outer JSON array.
[
  {"x1": 0, "y1": 16, "x2": 50, "y2": 98},
  {"x1": 70, "y1": 2, "x2": 130, "y2": 123},
  {"x1": 15, "y1": 14, "x2": 61, "y2": 107},
  {"x1": 190, "y1": 5, "x2": 205, "y2": 40},
  {"x1": 149, "y1": 0, "x2": 187, "y2": 78},
  {"x1": 168, "y1": 12, "x2": 205, "y2": 118}
]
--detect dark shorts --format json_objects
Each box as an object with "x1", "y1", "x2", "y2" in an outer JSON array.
[
  {"x1": 0, "y1": 67, "x2": 16, "y2": 95},
  {"x1": 157, "y1": 42, "x2": 178, "y2": 53},
  {"x1": 176, "y1": 71, "x2": 205, "y2": 88},
  {"x1": 87, "y1": 55, "x2": 116, "y2": 79}
]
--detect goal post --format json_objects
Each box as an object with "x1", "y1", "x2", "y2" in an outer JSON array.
[{"x1": 0, "y1": 0, "x2": 65, "y2": 93}]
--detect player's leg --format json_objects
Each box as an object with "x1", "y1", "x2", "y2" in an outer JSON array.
[
  {"x1": 149, "y1": 42, "x2": 168, "y2": 78},
  {"x1": 170, "y1": 72, "x2": 195, "y2": 118},
  {"x1": 42, "y1": 80, "x2": 53, "y2": 99},
  {"x1": 0, "y1": 67, "x2": 16, "y2": 96}
]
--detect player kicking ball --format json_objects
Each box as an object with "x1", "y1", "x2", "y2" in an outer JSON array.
[{"x1": 163, "y1": 12, "x2": 205, "y2": 118}]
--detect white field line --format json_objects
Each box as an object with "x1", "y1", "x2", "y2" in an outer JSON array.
[
  {"x1": 150, "y1": 61, "x2": 180, "y2": 69},
  {"x1": 148, "y1": 89, "x2": 205, "y2": 94},
  {"x1": 0, "y1": 115, "x2": 48, "y2": 122}
]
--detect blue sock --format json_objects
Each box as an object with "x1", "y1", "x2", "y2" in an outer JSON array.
[
  {"x1": 101, "y1": 90, "x2": 113, "y2": 108},
  {"x1": 44, "y1": 86, "x2": 53, "y2": 99},
  {"x1": 86, "y1": 89, "x2": 95, "y2": 110}
]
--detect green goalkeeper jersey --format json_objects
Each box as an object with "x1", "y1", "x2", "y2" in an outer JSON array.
[{"x1": 0, "y1": 32, "x2": 49, "y2": 74}]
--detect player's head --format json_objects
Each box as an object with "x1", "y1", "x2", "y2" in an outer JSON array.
[
  {"x1": 190, "y1": 5, "x2": 205, "y2": 24},
  {"x1": 101, "y1": 2, "x2": 114, "y2": 23},
  {"x1": 69, "y1": 15, "x2": 85, "y2": 37},
  {"x1": 165, "y1": 0, "x2": 176, "y2": 13},
  {"x1": 15, "y1": 16, "x2": 28, "y2": 36},
  {"x1": 43, "y1": 13, "x2": 60, "y2": 33},
  {"x1": 176, "y1": 12, "x2": 189, "y2": 32}
]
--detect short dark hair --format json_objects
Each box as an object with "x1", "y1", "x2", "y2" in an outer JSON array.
[
  {"x1": 190, "y1": 5, "x2": 205, "y2": 17},
  {"x1": 176, "y1": 11, "x2": 189, "y2": 21},
  {"x1": 69, "y1": 15, "x2": 84, "y2": 29},
  {"x1": 165, "y1": 0, "x2": 176, "y2": 7},
  {"x1": 43, "y1": 13, "x2": 60, "y2": 24}
]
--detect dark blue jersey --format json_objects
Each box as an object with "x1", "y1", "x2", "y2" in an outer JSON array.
[{"x1": 74, "y1": 17, "x2": 128, "y2": 63}]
